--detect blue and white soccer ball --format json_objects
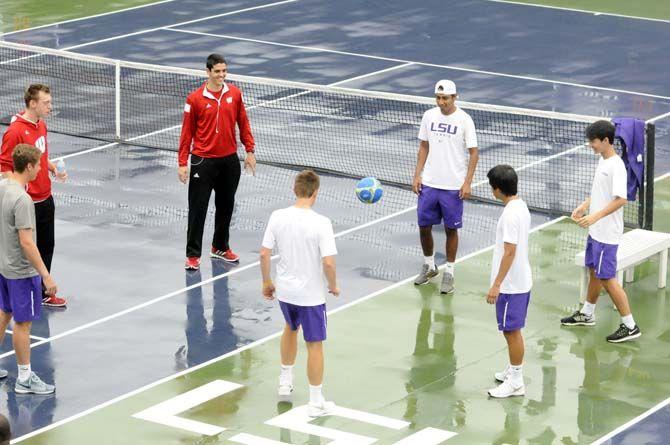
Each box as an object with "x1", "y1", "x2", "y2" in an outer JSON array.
[{"x1": 355, "y1": 177, "x2": 383, "y2": 204}]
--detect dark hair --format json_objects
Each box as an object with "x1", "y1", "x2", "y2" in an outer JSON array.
[
  {"x1": 585, "y1": 120, "x2": 615, "y2": 144},
  {"x1": 487, "y1": 164, "x2": 518, "y2": 196},
  {"x1": 24, "y1": 83, "x2": 50, "y2": 107},
  {"x1": 12, "y1": 144, "x2": 42, "y2": 173},
  {"x1": 294, "y1": 170, "x2": 320, "y2": 198},
  {"x1": 206, "y1": 53, "x2": 227, "y2": 70}
]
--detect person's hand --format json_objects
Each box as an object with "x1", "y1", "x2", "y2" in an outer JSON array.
[
  {"x1": 262, "y1": 281, "x2": 275, "y2": 300},
  {"x1": 328, "y1": 286, "x2": 340, "y2": 297},
  {"x1": 43, "y1": 274, "x2": 57, "y2": 296},
  {"x1": 244, "y1": 152, "x2": 256, "y2": 176},
  {"x1": 54, "y1": 171, "x2": 68, "y2": 182},
  {"x1": 412, "y1": 176, "x2": 422, "y2": 195},
  {"x1": 178, "y1": 166, "x2": 189, "y2": 184},
  {"x1": 460, "y1": 181, "x2": 472, "y2": 200},
  {"x1": 486, "y1": 284, "x2": 500, "y2": 304},
  {"x1": 577, "y1": 213, "x2": 599, "y2": 228},
  {"x1": 571, "y1": 203, "x2": 588, "y2": 221}
]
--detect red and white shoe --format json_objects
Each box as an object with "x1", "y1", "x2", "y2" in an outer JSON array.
[
  {"x1": 210, "y1": 247, "x2": 239, "y2": 263},
  {"x1": 185, "y1": 257, "x2": 201, "y2": 270},
  {"x1": 42, "y1": 295, "x2": 67, "y2": 307}
]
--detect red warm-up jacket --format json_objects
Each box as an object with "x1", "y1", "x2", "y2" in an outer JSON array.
[
  {"x1": 0, "y1": 113, "x2": 52, "y2": 202},
  {"x1": 178, "y1": 82, "x2": 255, "y2": 167}
]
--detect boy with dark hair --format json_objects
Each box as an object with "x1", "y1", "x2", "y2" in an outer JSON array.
[
  {"x1": 260, "y1": 170, "x2": 339, "y2": 416},
  {"x1": 486, "y1": 165, "x2": 532, "y2": 398},
  {"x1": 0, "y1": 144, "x2": 57, "y2": 394},
  {"x1": 561, "y1": 120, "x2": 641, "y2": 343}
]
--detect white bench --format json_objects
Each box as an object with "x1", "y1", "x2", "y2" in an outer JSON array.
[{"x1": 575, "y1": 229, "x2": 670, "y2": 302}]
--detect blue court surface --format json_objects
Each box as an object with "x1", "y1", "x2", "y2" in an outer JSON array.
[{"x1": 1, "y1": 0, "x2": 669, "y2": 442}]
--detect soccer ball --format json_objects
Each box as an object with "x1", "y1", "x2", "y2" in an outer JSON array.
[{"x1": 355, "y1": 177, "x2": 383, "y2": 204}]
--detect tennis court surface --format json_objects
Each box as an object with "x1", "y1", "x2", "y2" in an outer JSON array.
[{"x1": 1, "y1": 0, "x2": 670, "y2": 443}]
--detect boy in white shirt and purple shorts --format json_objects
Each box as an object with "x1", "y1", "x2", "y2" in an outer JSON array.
[
  {"x1": 260, "y1": 170, "x2": 339, "y2": 417},
  {"x1": 561, "y1": 120, "x2": 641, "y2": 343},
  {"x1": 485, "y1": 165, "x2": 532, "y2": 398}
]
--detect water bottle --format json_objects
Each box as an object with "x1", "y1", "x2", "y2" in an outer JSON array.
[{"x1": 55, "y1": 159, "x2": 66, "y2": 182}]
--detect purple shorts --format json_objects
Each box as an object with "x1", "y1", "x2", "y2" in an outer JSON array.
[
  {"x1": 279, "y1": 301, "x2": 327, "y2": 342},
  {"x1": 0, "y1": 274, "x2": 42, "y2": 323},
  {"x1": 417, "y1": 186, "x2": 463, "y2": 229},
  {"x1": 584, "y1": 235, "x2": 618, "y2": 280},
  {"x1": 496, "y1": 291, "x2": 530, "y2": 332}
]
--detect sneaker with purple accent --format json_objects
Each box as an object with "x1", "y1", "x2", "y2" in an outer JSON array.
[{"x1": 488, "y1": 379, "x2": 525, "y2": 398}]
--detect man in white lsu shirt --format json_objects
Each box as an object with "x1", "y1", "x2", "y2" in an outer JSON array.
[
  {"x1": 412, "y1": 80, "x2": 479, "y2": 294},
  {"x1": 260, "y1": 170, "x2": 340, "y2": 417},
  {"x1": 561, "y1": 120, "x2": 640, "y2": 344}
]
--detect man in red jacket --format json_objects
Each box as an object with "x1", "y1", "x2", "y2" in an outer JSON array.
[
  {"x1": 178, "y1": 54, "x2": 256, "y2": 271},
  {"x1": 1, "y1": 84, "x2": 67, "y2": 307}
]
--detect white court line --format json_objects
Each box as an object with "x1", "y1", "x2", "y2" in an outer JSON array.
[
  {"x1": 485, "y1": 0, "x2": 670, "y2": 24},
  {"x1": 59, "y1": 0, "x2": 299, "y2": 52},
  {"x1": 11, "y1": 215, "x2": 568, "y2": 443},
  {"x1": 591, "y1": 397, "x2": 670, "y2": 444},
  {"x1": 163, "y1": 28, "x2": 670, "y2": 100},
  {"x1": 647, "y1": 111, "x2": 670, "y2": 124},
  {"x1": 4, "y1": 330, "x2": 47, "y2": 342},
  {"x1": 1, "y1": 0, "x2": 179, "y2": 36}
]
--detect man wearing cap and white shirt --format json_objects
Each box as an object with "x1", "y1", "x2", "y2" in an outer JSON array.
[{"x1": 412, "y1": 80, "x2": 479, "y2": 293}]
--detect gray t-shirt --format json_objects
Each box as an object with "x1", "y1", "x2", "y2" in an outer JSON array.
[{"x1": 0, "y1": 179, "x2": 38, "y2": 279}]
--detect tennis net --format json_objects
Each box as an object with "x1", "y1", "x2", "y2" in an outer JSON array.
[{"x1": 0, "y1": 41, "x2": 655, "y2": 228}]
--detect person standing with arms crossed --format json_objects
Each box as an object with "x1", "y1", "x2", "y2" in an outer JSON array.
[
  {"x1": 0, "y1": 144, "x2": 57, "y2": 394},
  {"x1": 1, "y1": 84, "x2": 67, "y2": 307},
  {"x1": 413, "y1": 80, "x2": 479, "y2": 293},
  {"x1": 260, "y1": 170, "x2": 339, "y2": 416},
  {"x1": 179, "y1": 54, "x2": 256, "y2": 270}
]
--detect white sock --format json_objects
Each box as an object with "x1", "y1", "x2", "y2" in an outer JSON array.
[
  {"x1": 309, "y1": 384, "x2": 324, "y2": 405},
  {"x1": 424, "y1": 255, "x2": 435, "y2": 269},
  {"x1": 280, "y1": 364, "x2": 293, "y2": 384},
  {"x1": 621, "y1": 314, "x2": 636, "y2": 330},
  {"x1": 509, "y1": 364, "x2": 523, "y2": 386},
  {"x1": 581, "y1": 301, "x2": 596, "y2": 317},
  {"x1": 445, "y1": 262, "x2": 455, "y2": 276},
  {"x1": 18, "y1": 364, "x2": 31, "y2": 382}
]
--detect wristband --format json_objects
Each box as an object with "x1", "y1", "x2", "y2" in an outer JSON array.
[{"x1": 263, "y1": 280, "x2": 273, "y2": 286}]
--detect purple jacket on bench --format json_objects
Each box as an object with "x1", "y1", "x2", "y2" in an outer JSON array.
[{"x1": 613, "y1": 117, "x2": 645, "y2": 201}]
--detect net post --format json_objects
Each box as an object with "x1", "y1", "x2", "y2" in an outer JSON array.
[
  {"x1": 644, "y1": 123, "x2": 655, "y2": 230},
  {"x1": 115, "y1": 60, "x2": 121, "y2": 140}
]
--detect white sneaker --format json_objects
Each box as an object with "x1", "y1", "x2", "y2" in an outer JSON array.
[
  {"x1": 494, "y1": 366, "x2": 510, "y2": 383},
  {"x1": 307, "y1": 400, "x2": 336, "y2": 417},
  {"x1": 488, "y1": 379, "x2": 525, "y2": 398},
  {"x1": 278, "y1": 378, "x2": 293, "y2": 402}
]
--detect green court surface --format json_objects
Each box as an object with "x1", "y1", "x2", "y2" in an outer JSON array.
[
  {"x1": 500, "y1": 0, "x2": 670, "y2": 20},
  {"x1": 17, "y1": 177, "x2": 670, "y2": 445},
  {"x1": 0, "y1": 0, "x2": 159, "y2": 33}
]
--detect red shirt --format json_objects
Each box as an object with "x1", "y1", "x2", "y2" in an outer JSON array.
[
  {"x1": 1, "y1": 113, "x2": 52, "y2": 202},
  {"x1": 178, "y1": 82, "x2": 255, "y2": 167}
]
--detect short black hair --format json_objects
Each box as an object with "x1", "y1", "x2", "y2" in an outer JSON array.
[
  {"x1": 206, "y1": 53, "x2": 227, "y2": 70},
  {"x1": 487, "y1": 164, "x2": 518, "y2": 196},
  {"x1": 585, "y1": 120, "x2": 615, "y2": 144}
]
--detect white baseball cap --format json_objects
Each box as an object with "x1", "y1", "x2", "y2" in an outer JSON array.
[{"x1": 434, "y1": 79, "x2": 457, "y2": 95}]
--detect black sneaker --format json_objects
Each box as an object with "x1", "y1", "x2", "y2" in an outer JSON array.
[
  {"x1": 560, "y1": 310, "x2": 595, "y2": 326},
  {"x1": 606, "y1": 324, "x2": 641, "y2": 343}
]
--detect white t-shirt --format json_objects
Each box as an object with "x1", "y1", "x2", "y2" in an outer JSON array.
[
  {"x1": 490, "y1": 199, "x2": 532, "y2": 294},
  {"x1": 262, "y1": 206, "x2": 337, "y2": 306},
  {"x1": 418, "y1": 106, "x2": 478, "y2": 190},
  {"x1": 588, "y1": 155, "x2": 627, "y2": 245}
]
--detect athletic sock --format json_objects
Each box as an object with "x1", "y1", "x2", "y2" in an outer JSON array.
[
  {"x1": 444, "y1": 262, "x2": 455, "y2": 276},
  {"x1": 581, "y1": 301, "x2": 596, "y2": 317},
  {"x1": 509, "y1": 364, "x2": 523, "y2": 387},
  {"x1": 424, "y1": 255, "x2": 435, "y2": 269},
  {"x1": 280, "y1": 364, "x2": 293, "y2": 385},
  {"x1": 309, "y1": 384, "x2": 324, "y2": 405},
  {"x1": 621, "y1": 314, "x2": 636, "y2": 330},
  {"x1": 18, "y1": 364, "x2": 31, "y2": 382}
]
